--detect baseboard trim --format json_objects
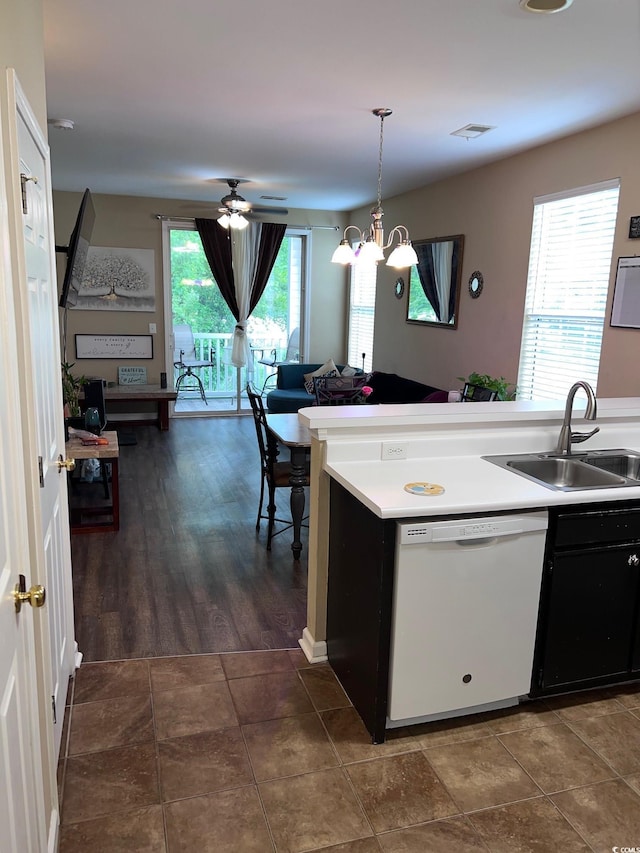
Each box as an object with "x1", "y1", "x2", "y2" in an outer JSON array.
[
  {"x1": 47, "y1": 807, "x2": 59, "y2": 853},
  {"x1": 299, "y1": 627, "x2": 327, "y2": 663}
]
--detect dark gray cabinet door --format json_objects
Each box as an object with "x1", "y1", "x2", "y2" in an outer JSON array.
[{"x1": 539, "y1": 545, "x2": 640, "y2": 690}]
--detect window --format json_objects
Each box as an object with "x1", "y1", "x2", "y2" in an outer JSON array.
[
  {"x1": 517, "y1": 179, "x2": 620, "y2": 401},
  {"x1": 347, "y1": 260, "x2": 377, "y2": 373}
]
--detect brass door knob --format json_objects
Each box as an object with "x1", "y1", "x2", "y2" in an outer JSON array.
[
  {"x1": 14, "y1": 577, "x2": 46, "y2": 613},
  {"x1": 56, "y1": 454, "x2": 76, "y2": 473}
]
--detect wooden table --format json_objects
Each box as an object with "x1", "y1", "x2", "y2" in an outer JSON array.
[
  {"x1": 65, "y1": 430, "x2": 120, "y2": 533},
  {"x1": 81, "y1": 384, "x2": 178, "y2": 430},
  {"x1": 266, "y1": 413, "x2": 311, "y2": 560}
]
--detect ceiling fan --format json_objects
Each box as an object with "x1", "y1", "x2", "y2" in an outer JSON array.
[{"x1": 217, "y1": 179, "x2": 288, "y2": 229}]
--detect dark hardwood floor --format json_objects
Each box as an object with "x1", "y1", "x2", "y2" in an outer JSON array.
[{"x1": 70, "y1": 416, "x2": 308, "y2": 662}]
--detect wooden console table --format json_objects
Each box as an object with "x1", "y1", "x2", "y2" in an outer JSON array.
[
  {"x1": 66, "y1": 431, "x2": 120, "y2": 533},
  {"x1": 83, "y1": 384, "x2": 178, "y2": 431}
]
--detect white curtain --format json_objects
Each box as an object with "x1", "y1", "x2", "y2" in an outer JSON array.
[
  {"x1": 432, "y1": 240, "x2": 454, "y2": 323},
  {"x1": 230, "y1": 222, "x2": 262, "y2": 370}
]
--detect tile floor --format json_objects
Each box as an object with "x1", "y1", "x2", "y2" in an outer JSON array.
[{"x1": 57, "y1": 649, "x2": 640, "y2": 853}]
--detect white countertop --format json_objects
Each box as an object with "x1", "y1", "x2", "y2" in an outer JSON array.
[
  {"x1": 305, "y1": 397, "x2": 640, "y2": 518},
  {"x1": 325, "y1": 455, "x2": 640, "y2": 518}
]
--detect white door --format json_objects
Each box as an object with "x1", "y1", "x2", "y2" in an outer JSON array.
[
  {"x1": 13, "y1": 71, "x2": 77, "y2": 762},
  {"x1": 0, "y1": 69, "x2": 76, "y2": 849},
  {"x1": 0, "y1": 78, "x2": 48, "y2": 853}
]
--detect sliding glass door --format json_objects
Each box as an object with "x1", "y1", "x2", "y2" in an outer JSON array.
[{"x1": 162, "y1": 221, "x2": 307, "y2": 415}]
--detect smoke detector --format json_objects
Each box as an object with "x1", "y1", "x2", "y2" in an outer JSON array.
[
  {"x1": 48, "y1": 118, "x2": 75, "y2": 130},
  {"x1": 519, "y1": 0, "x2": 574, "y2": 12}
]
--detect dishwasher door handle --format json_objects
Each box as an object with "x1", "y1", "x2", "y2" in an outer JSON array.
[{"x1": 454, "y1": 537, "x2": 500, "y2": 547}]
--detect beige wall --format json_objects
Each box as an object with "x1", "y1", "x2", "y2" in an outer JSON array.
[
  {"x1": 53, "y1": 191, "x2": 348, "y2": 381},
  {"x1": 354, "y1": 111, "x2": 640, "y2": 397},
  {"x1": 1, "y1": 0, "x2": 47, "y2": 128}
]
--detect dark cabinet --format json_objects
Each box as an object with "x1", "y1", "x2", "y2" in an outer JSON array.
[
  {"x1": 532, "y1": 501, "x2": 640, "y2": 696},
  {"x1": 326, "y1": 479, "x2": 397, "y2": 744}
]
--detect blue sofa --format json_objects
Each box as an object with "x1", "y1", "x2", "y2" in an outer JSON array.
[
  {"x1": 266, "y1": 364, "x2": 444, "y2": 413},
  {"x1": 266, "y1": 363, "x2": 351, "y2": 413}
]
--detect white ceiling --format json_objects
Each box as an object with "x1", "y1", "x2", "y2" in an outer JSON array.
[{"x1": 43, "y1": 0, "x2": 640, "y2": 214}]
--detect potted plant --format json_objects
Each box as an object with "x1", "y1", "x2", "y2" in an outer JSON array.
[
  {"x1": 61, "y1": 362, "x2": 87, "y2": 427},
  {"x1": 457, "y1": 371, "x2": 517, "y2": 401}
]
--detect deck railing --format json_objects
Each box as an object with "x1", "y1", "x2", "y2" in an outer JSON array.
[{"x1": 172, "y1": 332, "x2": 289, "y2": 398}]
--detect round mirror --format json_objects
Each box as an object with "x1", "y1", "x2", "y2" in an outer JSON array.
[
  {"x1": 395, "y1": 276, "x2": 405, "y2": 299},
  {"x1": 469, "y1": 271, "x2": 483, "y2": 298}
]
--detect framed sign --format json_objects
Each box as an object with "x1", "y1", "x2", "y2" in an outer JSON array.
[
  {"x1": 75, "y1": 334, "x2": 154, "y2": 359},
  {"x1": 118, "y1": 366, "x2": 148, "y2": 384},
  {"x1": 610, "y1": 257, "x2": 640, "y2": 329}
]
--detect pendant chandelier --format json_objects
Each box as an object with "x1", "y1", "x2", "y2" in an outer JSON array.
[{"x1": 331, "y1": 109, "x2": 418, "y2": 269}]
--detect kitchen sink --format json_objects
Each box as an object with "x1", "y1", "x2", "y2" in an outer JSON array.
[{"x1": 483, "y1": 448, "x2": 640, "y2": 491}]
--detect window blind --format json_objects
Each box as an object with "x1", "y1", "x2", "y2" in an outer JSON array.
[
  {"x1": 347, "y1": 260, "x2": 377, "y2": 373},
  {"x1": 517, "y1": 180, "x2": 620, "y2": 401}
]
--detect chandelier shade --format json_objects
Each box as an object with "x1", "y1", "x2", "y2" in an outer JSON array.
[{"x1": 331, "y1": 109, "x2": 418, "y2": 269}]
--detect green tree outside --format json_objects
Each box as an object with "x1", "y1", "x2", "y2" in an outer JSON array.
[{"x1": 170, "y1": 229, "x2": 291, "y2": 342}]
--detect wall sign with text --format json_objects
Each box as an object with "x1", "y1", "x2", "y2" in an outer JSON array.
[
  {"x1": 118, "y1": 366, "x2": 148, "y2": 384},
  {"x1": 75, "y1": 334, "x2": 154, "y2": 359}
]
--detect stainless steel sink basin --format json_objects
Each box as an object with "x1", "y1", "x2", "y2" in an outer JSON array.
[
  {"x1": 483, "y1": 448, "x2": 640, "y2": 491},
  {"x1": 506, "y1": 457, "x2": 626, "y2": 490},
  {"x1": 581, "y1": 451, "x2": 640, "y2": 480}
]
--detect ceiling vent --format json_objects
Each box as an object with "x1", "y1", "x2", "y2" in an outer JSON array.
[
  {"x1": 451, "y1": 124, "x2": 495, "y2": 139},
  {"x1": 260, "y1": 194, "x2": 287, "y2": 201}
]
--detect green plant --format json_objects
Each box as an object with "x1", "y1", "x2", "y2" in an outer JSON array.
[
  {"x1": 61, "y1": 362, "x2": 87, "y2": 417},
  {"x1": 457, "y1": 371, "x2": 517, "y2": 401}
]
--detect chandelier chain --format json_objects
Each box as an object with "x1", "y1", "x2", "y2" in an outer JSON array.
[{"x1": 376, "y1": 113, "x2": 385, "y2": 210}]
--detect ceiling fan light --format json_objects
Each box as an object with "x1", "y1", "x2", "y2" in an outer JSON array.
[
  {"x1": 331, "y1": 240, "x2": 357, "y2": 265},
  {"x1": 231, "y1": 213, "x2": 249, "y2": 230},
  {"x1": 387, "y1": 242, "x2": 418, "y2": 268},
  {"x1": 218, "y1": 213, "x2": 231, "y2": 229}
]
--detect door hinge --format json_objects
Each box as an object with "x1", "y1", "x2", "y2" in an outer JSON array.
[
  {"x1": 537, "y1": 667, "x2": 544, "y2": 688},
  {"x1": 20, "y1": 173, "x2": 38, "y2": 214},
  {"x1": 51, "y1": 695, "x2": 57, "y2": 725},
  {"x1": 38, "y1": 455, "x2": 44, "y2": 488}
]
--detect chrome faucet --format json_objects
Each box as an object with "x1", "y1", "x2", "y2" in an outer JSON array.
[{"x1": 554, "y1": 381, "x2": 599, "y2": 456}]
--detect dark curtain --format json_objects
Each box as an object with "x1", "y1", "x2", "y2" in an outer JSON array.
[
  {"x1": 250, "y1": 223, "x2": 287, "y2": 310},
  {"x1": 414, "y1": 242, "x2": 442, "y2": 321},
  {"x1": 195, "y1": 218, "x2": 286, "y2": 318},
  {"x1": 195, "y1": 218, "x2": 236, "y2": 315}
]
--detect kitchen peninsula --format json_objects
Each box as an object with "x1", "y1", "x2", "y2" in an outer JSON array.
[{"x1": 298, "y1": 398, "x2": 640, "y2": 742}]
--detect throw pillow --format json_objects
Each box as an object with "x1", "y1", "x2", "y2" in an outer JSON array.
[
  {"x1": 340, "y1": 364, "x2": 357, "y2": 376},
  {"x1": 304, "y1": 359, "x2": 338, "y2": 395}
]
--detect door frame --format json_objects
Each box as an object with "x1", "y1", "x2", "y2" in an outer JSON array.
[{"x1": 161, "y1": 219, "x2": 310, "y2": 417}]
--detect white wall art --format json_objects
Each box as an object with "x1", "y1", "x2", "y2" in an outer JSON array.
[{"x1": 74, "y1": 247, "x2": 156, "y2": 311}]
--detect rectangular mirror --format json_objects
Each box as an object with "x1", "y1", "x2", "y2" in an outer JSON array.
[{"x1": 406, "y1": 234, "x2": 464, "y2": 328}]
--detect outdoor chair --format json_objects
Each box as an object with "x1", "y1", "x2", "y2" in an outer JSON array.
[
  {"x1": 173, "y1": 324, "x2": 216, "y2": 403},
  {"x1": 253, "y1": 327, "x2": 300, "y2": 392},
  {"x1": 246, "y1": 383, "x2": 310, "y2": 550}
]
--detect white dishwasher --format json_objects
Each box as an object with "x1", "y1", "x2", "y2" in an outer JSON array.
[{"x1": 388, "y1": 511, "x2": 548, "y2": 726}]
